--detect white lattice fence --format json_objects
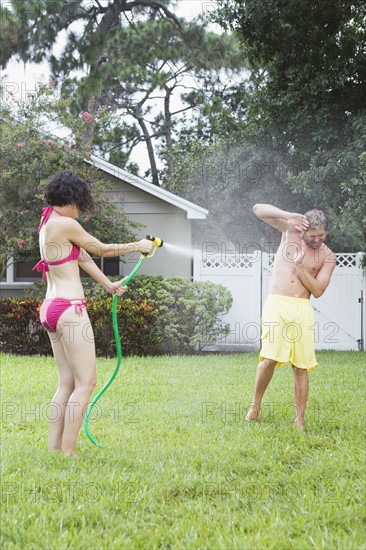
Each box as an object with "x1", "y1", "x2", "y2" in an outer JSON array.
[
  {"x1": 193, "y1": 249, "x2": 261, "y2": 350},
  {"x1": 311, "y1": 253, "x2": 364, "y2": 350},
  {"x1": 194, "y1": 250, "x2": 365, "y2": 351}
]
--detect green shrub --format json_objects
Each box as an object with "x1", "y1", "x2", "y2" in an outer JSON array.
[
  {"x1": 127, "y1": 276, "x2": 233, "y2": 352},
  {"x1": 0, "y1": 297, "x2": 161, "y2": 357},
  {"x1": 0, "y1": 298, "x2": 51, "y2": 355},
  {"x1": 26, "y1": 276, "x2": 233, "y2": 354},
  {"x1": 88, "y1": 297, "x2": 161, "y2": 356}
]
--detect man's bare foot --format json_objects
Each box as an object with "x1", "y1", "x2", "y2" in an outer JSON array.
[
  {"x1": 294, "y1": 419, "x2": 305, "y2": 431},
  {"x1": 245, "y1": 405, "x2": 261, "y2": 422}
]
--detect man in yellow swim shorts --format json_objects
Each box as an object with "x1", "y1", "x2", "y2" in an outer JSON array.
[{"x1": 245, "y1": 204, "x2": 336, "y2": 429}]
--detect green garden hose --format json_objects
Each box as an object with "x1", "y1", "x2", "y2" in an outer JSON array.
[{"x1": 84, "y1": 236, "x2": 163, "y2": 448}]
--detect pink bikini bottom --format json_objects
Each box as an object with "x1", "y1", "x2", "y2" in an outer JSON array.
[{"x1": 40, "y1": 298, "x2": 87, "y2": 332}]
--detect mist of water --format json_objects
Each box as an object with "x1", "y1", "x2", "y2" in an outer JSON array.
[{"x1": 163, "y1": 242, "x2": 194, "y2": 258}]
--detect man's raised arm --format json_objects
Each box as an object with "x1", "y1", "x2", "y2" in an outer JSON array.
[{"x1": 253, "y1": 204, "x2": 309, "y2": 233}]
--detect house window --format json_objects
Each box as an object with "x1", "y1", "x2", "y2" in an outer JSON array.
[
  {"x1": 0, "y1": 256, "x2": 35, "y2": 288},
  {"x1": 103, "y1": 257, "x2": 120, "y2": 276},
  {"x1": 79, "y1": 257, "x2": 121, "y2": 278},
  {"x1": 14, "y1": 252, "x2": 42, "y2": 282}
]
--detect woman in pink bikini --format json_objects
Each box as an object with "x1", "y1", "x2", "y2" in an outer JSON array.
[{"x1": 33, "y1": 171, "x2": 154, "y2": 455}]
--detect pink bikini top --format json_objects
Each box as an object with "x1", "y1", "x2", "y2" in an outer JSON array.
[{"x1": 32, "y1": 206, "x2": 80, "y2": 280}]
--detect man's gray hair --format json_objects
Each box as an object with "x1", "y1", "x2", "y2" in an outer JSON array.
[{"x1": 304, "y1": 209, "x2": 327, "y2": 229}]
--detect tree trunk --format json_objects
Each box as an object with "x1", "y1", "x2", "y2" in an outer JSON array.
[
  {"x1": 136, "y1": 116, "x2": 160, "y2": 186},
  {"x1": 164, "y1": 85, "x2": 174, "y2": 181}
]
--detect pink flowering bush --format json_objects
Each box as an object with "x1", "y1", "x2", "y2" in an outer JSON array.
[
  {"x1": 0, "y1": 86, "x2": 140, "y2": 279},
  {"x1": 81, "y1": 111, "x2": 94, "y2": 123}
]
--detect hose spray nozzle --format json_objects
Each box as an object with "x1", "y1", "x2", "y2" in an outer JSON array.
[
  {"x1": 146, "y1": 235, "x2": 164, "y2": 248},
  {"x1": 143, "y1": 235, "x2": 164, "y2": 258}
]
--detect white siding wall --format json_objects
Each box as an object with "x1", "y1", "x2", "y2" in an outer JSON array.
[{"x1": 106, "y1": 183, "x2": 193, "y2": 278}]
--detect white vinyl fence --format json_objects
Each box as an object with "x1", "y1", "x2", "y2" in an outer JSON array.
[{"x1": 194, "y1": 249, "x2": 365, "y2": 352}]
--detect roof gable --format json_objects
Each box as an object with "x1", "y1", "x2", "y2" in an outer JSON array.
[{"x1": 89, "y1": 155, "x2": 208, "y2": 220}]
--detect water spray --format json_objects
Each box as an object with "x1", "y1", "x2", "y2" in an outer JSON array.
[{"x1": 84, "y1": 235, "x2": 164, "y2": 448}]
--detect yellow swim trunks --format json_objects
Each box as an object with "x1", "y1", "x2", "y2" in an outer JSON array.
[{"x1": 260, "y1": 294, "x2": 318, "y2": 371}]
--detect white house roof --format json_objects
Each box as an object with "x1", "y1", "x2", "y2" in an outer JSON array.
[{"x1": 88, "y1": 155, "x2": 208, "y2": 220}]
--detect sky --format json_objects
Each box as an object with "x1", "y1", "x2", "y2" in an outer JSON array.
[{"x1": 1, "y1": 0, "x2": 220, "y2": 174}]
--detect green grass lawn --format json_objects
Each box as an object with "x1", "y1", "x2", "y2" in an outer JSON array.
[{"x1": 1, "y1": 351, "x2": 365, "y2": 550}]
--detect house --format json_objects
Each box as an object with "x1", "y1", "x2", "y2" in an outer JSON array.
[{"x1": 0, "y1": 155, "x2": 208, "y2": 297}]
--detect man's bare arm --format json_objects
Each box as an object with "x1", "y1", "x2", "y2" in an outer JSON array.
[
  {"x1": 295, "y1": 248, "x2": 336, "y2": 298},
  {"x1": 253, "y1": 204, "x2": 309, "y2": 233}
]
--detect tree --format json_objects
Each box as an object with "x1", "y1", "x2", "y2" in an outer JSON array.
[
  {"x1": 0, "y1": 84, "x2": 139, "y2": 279},
  {"x1": 86, "y1": 19, "x2": 246, "y2": 184},
  {"x1": 0, "y1": 1, "x2": 249, "y2": 185},
  {"x1": 207, "y1": 0, "x2": 366, "y2": 251},
  {"x1": 162, "y1": 138, "x2": 318, "y2": 250},
  {"x1": 161, "y1": 0, "x2": 366, "y2": 252},
  {"x1": 0, "y1": 0, "x2": 181, "y2": 69}
]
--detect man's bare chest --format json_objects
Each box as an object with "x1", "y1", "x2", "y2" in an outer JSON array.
[
  {"x1": 301, "y1": 253, "x2": 323, "y2": 276},
  {"x1": 277, "y1": 241, "x2": 325, "y2": 275}
]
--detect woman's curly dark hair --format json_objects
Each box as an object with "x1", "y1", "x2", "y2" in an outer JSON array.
[{"x1": 43, "y1": 171, "x2": 95, "y2": 212}]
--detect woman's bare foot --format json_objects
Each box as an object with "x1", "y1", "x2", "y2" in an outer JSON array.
[
  {"x1": 63, "y1": 450, "x2": 79, "y2": 457},
  {"x1": 245, "y1": 405, "x2": 261, "y2": 422}
]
